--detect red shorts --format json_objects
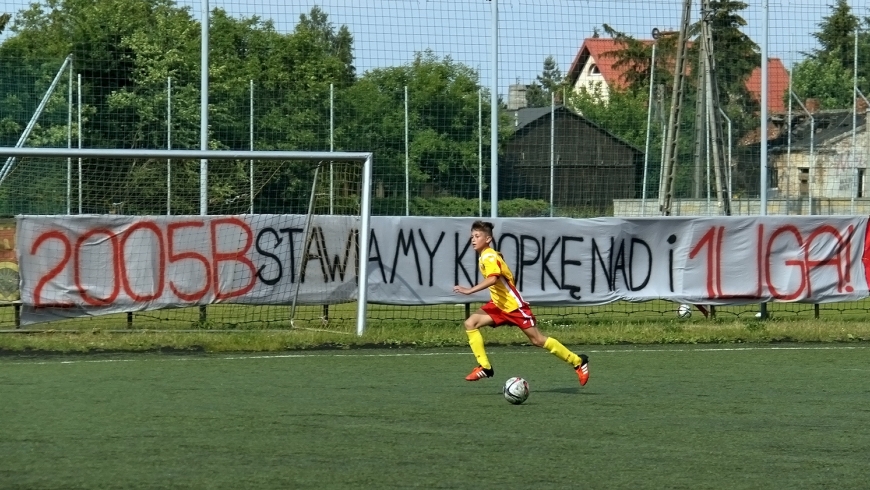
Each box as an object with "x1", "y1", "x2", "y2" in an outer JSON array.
[{"x1": 481, "y1": 301, "x2": 537, "y2": 330}]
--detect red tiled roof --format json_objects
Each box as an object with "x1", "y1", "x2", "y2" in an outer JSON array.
[
  {"x1": 567, "y1": 38, "x2": 642, "y2": 91},
  {"x1": 745, "y1": 58, "x2": 790, "y2": 113},
  {"x1": 566, "y1": 38, "x2": 790, "y2": 113}
]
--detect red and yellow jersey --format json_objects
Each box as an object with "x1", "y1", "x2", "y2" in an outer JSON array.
[{"x1": 478, "y1": 247, "x2": 527, "y2": 313}]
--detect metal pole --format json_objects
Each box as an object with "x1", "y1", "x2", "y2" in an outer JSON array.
[
  {"x1": 0, "y1": 54, "x2": 73, "y2": 186},
  {"x1": 719, "y1": 108, "x2": 732, "y2": 200},
  {"x1": 330, "y1": 82, "x2": 334, "y2": 215},
  {"x1": 852, "y1": 28, "x2": 859, "y2": 215},
  {"x1": 356, "y1": 154, "x2": 374, "y2": 336},
  {"x1": 200, "y1": 0, "x2": 209, "y2": 217},
  {"x1": 550, "y1": 92, "x2": 555, "y2": 217},
  {"x1": 641, "y1": 42, "x2": 657, "y2": 217},
  {"x1": 167, "y1": 77, "x2": 172, "y2": 215},
  {"x1": 250, "y1": 79, "x2": 254, "y2": 214},
  {"x1": 77, "y1": 73, "x2": 82, "y2": 215},
  {"x1": 760, "y1": 3, "x2": 769, "y2": 217},
  {"x1": 67, "y1": 59, "x2": 73, "y2": 215},
  {"x1": 404, "y1": 85, "x2": 410, "y2": 216},
  {"x1": 791, "y1": 93, "x2": 815, "y2": 215},
  {"x1": 787, "y1": 63, "x2": 793, "y2": 214},
  {"x1": 490, "y1": 0, "x2": 499, "y2": 218},
  {"x1": 478, "y1": 89, "x2": 483, "y2": 217},
  {"x1": 290, "y1": 163, "x2": 322, "y2": 326},
  {"x1": 759, "y1": 0, "x2": 769, "y2": 319},
  {"x1": 199, "y1": 0, "x2": 209, "y2": 324},
  {"x1": 706, "y1": 102, "x2": 711, "y2": 215}
]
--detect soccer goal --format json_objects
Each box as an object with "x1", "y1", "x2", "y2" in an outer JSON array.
[{"x1": 0, "y1": 147, "x2": 374, "y2": 335}]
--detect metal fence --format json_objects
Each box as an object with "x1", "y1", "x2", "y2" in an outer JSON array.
[{"x1": 2, "y1": 0, "x2": 869, "y2": 328}]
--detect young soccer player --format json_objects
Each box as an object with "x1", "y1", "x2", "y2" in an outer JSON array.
[{"x1": 453, "y1": 220, "x2": 589, "y2": 386}]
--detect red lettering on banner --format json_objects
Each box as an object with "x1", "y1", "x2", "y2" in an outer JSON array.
[
  {"x1": 74, "y1": 228, "x2": 121, "y2": 306},
  {"x1": 689, "y1": 222, "x2": 857, "y2": 301},
  {"x1": 30, "y1": 230, "x2": 73, "y2": 308},
  {"x1": 210, "y1": 217, "x2": 256, "y2": 300},
  {"x1": 765, "y1": 225, "x2": 807, "y2": 301},
  {"x1": 689, "y1": 227, "x2": 718, "y2": 298},
  {"x1": 120, "y1": 221, "x2": 165, "y2": 302},
  {"x1": 864, "y1": 222, "x2": 870, "y2": 290},
  {"x1": 804, "y1": 225, "x2": 852, "y2": 294},
  {"x1": 168, "y1": 221, "x2": 211, "y2": 302}
]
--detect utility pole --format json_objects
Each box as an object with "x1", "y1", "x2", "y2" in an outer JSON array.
[{"x1": 659, "y1": 0, "x2": 692, "y2": 216}]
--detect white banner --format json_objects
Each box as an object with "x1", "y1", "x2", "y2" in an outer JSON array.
[{"x1": 16, "y1": 215, "x2": 870, "y2": 324}]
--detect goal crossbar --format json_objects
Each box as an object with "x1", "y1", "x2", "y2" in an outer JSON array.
[{"x1": 0, "y1": 147, "x2": 374, "y2": 336}]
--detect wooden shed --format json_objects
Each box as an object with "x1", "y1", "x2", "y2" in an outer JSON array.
[{"x1": 500, "y1": 105, "x2": 643, "y2": 212}]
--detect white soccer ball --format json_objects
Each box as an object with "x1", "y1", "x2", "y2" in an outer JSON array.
[
  {"x1": 677, "y1": 304, "x2": 692, "y2": 319},
  {"x1": 503, "y1": 377, "x2": 530, "y2": 405}
]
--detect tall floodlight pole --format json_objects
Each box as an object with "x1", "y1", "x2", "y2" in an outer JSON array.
[
  {"x1": 490, "y1": 0, "x2": 499, "y2": 218},
  {"x1": 200, "y1": 0, "x2": 209, "y2": 216},
  {"x1": 759, "y1": 0, "x2": 769, "y2": 319}
]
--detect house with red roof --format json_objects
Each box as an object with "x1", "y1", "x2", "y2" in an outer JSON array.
[{"x1": 565, "y1": 38, "x2": 790, "y2": 113}]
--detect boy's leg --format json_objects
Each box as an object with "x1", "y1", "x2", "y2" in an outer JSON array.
[
  {"x1": 522, "y1": 326, "x2": 590, "y2": 386},
  {"x1": 465, "y1": 309, "x2": 496, "y2": 380}
]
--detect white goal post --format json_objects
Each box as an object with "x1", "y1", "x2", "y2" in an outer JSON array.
[{"x1": 0, "y1": 147, "x2": 374, "y2": 336}]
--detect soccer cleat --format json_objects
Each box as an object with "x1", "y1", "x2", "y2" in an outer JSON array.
[
  {"x1": 575, "y1": 354, "x2": 589, "y2": 386},
  {"x1": 465, "y1": 365, "x2": 494, "y2": 381}
]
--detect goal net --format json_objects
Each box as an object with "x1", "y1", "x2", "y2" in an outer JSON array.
[{"x1": 1, "y1": 148, "x2": 373, "y2": 334}]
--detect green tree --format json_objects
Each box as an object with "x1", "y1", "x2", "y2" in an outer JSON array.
[
  {"x1": 810, "y1": 0, "x2": 859, "y2": 72},
  {"x1": 792, "y1": 56, "x2": 855, "y2": 109},
  {"x1": 339, "y1": 50, "x2": 489, "y2": 201},
  {"x1": 791, "y1": 0, "x2": 863, "y2": 109},
  {"x1": 526, "y1": 55, "x2": 563, "y2": 108}
]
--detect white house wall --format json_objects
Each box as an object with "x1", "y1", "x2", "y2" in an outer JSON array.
[{"x1": 572, "y1": 59, "x2": 610, "y2": 102}]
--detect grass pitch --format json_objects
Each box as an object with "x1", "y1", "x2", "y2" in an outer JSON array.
[{"x1": 2, "y1": 345, "x2": 870, "y2": 489}]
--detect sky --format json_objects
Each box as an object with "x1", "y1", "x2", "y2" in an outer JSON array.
[{"x1": 0, "y1": 0, "x2": 861, "y2": 96}]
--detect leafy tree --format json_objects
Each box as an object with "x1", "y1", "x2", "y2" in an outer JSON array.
[
  {"x1": 810, "y1": 0, "x2": 859, "y2": 72},
  {"x1": 792, "y1": 56, "x2": 855, "y2": 109},
  {"x1": 791, "y1": 0, "x2": 863, "y2": 109},
  {"x1": 0, "y1": 13, "x2": 9, "y2": 35},
  {"x1": 705, "y1": 1, "x2": 760, "y2": 126},
  {"x1": 339, "y1": 50, "x2": 491, "y2": 200},
  {"x1": 526, "y1": 55, "x2": 563, "y2": 107}
]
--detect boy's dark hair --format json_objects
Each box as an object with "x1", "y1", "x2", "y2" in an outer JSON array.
[{"x1": 471, "y1": 220, "x2": 494, "y2": 237}]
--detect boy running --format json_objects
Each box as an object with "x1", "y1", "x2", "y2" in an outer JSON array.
[{"x1": 453, "y1": 220, "x2": 589, "y2": 386}]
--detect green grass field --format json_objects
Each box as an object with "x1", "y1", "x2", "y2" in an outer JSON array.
[{"x1": 2, "y1": 344, "x2": 870, "y2": 489}]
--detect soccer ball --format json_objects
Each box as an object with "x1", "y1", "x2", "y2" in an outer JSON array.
[
  {"x1": 677, "y1": 304, "x2": 692, "y2": 319},
  {"x1": 503, "y1": 377, "x2": 530, "y2": 405}
]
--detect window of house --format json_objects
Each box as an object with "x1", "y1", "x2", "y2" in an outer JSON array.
[
  {"x1": 858, "y1": 168, "x2": 866, "y2": 198},
  {"x1": 589, "y1": 63, "x2": 600, "y2": 75},
  {"x1": 799, "y1": 167, "x2": 809, "y2": 197}
]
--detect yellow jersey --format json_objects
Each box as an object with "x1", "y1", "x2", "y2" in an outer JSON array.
[{"x1": 479, "y1": 247, "x2": 527, "y2": 313}]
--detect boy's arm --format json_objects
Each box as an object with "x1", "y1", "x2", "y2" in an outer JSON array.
[{"x1": 453, "y1": 274, "x2": 499, "y2": 295}]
